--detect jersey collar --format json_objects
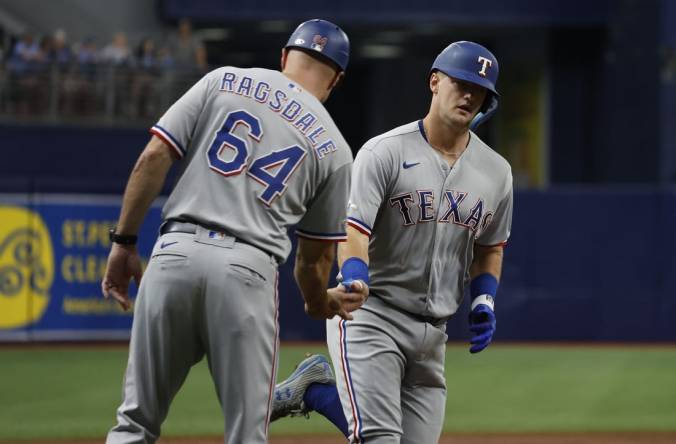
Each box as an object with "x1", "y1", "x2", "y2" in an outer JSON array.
[
  {"x1": 417, "y1": 119, "x2": 428, "y2": 142},
  {"x1": 417, "y1": 119, "x2": 474, "y2": 149}
]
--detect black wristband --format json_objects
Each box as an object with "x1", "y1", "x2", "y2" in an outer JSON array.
[{"x1": 109, "y1": 228, "x2": 138, "y2": 245}]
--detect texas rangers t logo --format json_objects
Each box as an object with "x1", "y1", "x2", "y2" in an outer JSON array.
[{"x1": 477, "y1": 56, "x2": 492, "y2": 77}]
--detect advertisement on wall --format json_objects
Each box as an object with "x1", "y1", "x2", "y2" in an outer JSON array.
[{"x1": 0, "y1": 195, "x2": 162, "y2": 341}]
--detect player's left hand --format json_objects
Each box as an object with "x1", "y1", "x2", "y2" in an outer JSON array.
[{"x1": 468, "y1": 304, "x2": 496, "y2": 353}]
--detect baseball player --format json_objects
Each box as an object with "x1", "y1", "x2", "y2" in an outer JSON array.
[
  {"x1": 271, "y1": 41, "x2": 513, "y2": 443},
  {"x1": 101, "y1": 19, "x2": 367, "y2": 444}
]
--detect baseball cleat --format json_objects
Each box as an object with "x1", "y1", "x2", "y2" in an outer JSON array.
[{"x1": 270, "y1": 353, "x2": 335, "y2": 421}]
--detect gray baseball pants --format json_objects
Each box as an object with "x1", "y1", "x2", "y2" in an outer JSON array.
[
  {"x1": 106, "y1": 226, "x2": 279, "y2": 444},
  {"x1": 327, "y1": 295, "x2": 448, "y2": 444}
]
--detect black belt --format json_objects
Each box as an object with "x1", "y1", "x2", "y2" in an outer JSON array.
[{"x1": 160, "y1": 219, "x2": 262, "y2": 253}]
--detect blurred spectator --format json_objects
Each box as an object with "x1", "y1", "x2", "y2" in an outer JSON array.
[
  {"x1": 75, "y1": 36, "x2": 100, "y2": 68},
  {"x1": 44, "y1": 30, "x2": 74, "y2": 114},
  {"x1": 136, "y1": 38, "x2": 158, "y2": 72},
  {"x1": 37, "y1": 35, "x2": 54, "y2": 65},
  {"x1": 167, "y1": 18, "x2": 207, "y2": 72},
  {"x1": 8, "y1": 33, "x2": 41, "y2": 73},
  {"x1": 156, "y1": 44, "x2": 175, "y2": 70},
  {"x1": 100, "y1": 32, "x2": 134, "y2": 116},
  {"x1": 1, "y1": 24, "x2": 208, "y2": 120},
  {"x1": 62, "y1": 36, "x2": 100, "y2": 115},
  {"x1": 163, "y1": 19, "x2": 206, "y2": 108},
  {"x1": 130, "y1": 37, "x2": 161, "y2": 117},
  {"x1": 100, "y1": 32, "x2": 132, "y2": 66},
  {"x1": 51, "y1": 29, "x2": 73, "y2": 68},
  {"x1": 7, "y1": 33, "x2": 45, "y2": 114}
]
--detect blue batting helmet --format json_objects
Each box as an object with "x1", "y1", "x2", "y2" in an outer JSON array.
[
  {"x1": 431, "y1": 41, "x2": 499, "y2": 95},
  {"x1": 285, "y1": 19, "x2": 350, "y2": 72},
  {"x1": 431, "y1": 41, "x2": 499, "y2": 117}
]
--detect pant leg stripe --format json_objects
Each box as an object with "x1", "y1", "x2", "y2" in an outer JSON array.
[
  {"x1": 339, "y1": 319, "x2": 364, "y2": 443},
  {"x1": 264, "y1": 271, "x2": 280, "y2": 435}
]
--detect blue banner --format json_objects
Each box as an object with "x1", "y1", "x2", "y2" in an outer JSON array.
[
  {"x1": 0, "y1": 195, "x2": 162, "y2": 341},
  {"x1": 3, "y1": 189, "x2": 676, "y2": 342}
]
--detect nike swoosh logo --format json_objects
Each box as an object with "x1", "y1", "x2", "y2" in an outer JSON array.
[
  {"x1": 160, "y1": 241, "x2": 178, "y2": 249},
  {"x1": 402, "y1": 161, "x2": 420, "y2": 169}
]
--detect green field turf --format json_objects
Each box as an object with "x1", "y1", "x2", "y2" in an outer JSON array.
[{"x1": 0, "y1": 344, "x2": 675, "y2": 440}]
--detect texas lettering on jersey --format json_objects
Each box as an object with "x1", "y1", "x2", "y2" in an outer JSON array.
[
  {"x1": 389, "y1": 190, "x2": 493, "y2": 234},
  {"x1": 219, "y1": 71, "x2": 337, "y2": 159}
]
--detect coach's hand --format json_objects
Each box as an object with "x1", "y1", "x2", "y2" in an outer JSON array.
[
  {"x1": 336, "y1": 280, "x2": 369, "y2": 313},
  {"x1": 101, "y1": 244, "x2": 143, "y2": 311},
  {"x1": 468, "y1": 304, "x2": 496, "y2": 353},
  {"x1": 305, "y1": 281, "x2": 368, "y2": 321}
]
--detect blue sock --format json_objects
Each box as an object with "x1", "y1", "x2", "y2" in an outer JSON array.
[{"x1": 303, "y1": 383, "x2": 349, "y2": 438}]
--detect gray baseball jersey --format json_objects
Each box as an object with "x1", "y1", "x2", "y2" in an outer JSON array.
[
  {"x1": 151, "y1": 67, "x2": 352, "y2": 262},
  {"x1": 328, "y1": 120, "x2": 512, "y2": 443},
  {"x1": 346, "y1": 120, "x2": 512, "y2": 317},
  {"x1": 108, "y1": 67, "x2": 352, "y2": 444}
]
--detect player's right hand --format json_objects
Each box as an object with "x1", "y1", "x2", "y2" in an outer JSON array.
[
  {"x1": 101, "y1": 243, "x2": 143, "y2": 311},
  {"x1": 306, "y1": 281, "x2": 368, "y2": 321},
  {"x1": 329, "y1": 280, "x2": 369, "y2": 320}
]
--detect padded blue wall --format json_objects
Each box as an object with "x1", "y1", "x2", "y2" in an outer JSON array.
[
  {"x1": 278, "y1": 188, "x2": 676, "y2": 342},
  {"x1": 3, "y1": 125, "x2": 675, "y2": 341}
]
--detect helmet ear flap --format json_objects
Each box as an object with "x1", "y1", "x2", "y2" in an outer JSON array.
[
  {"x1": 472, "y1": 95, "x2": 499, "y2": 130},
  {"x1": 480, "y1": 94, "x2": 498, "y2": 113}
]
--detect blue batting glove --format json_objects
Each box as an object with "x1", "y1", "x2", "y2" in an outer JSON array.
[
  {"x1": 468, "y1": 304, "x2": 496, "y2": 354},
  {"x1": 340, "y1": 257, "x2": 369, "y2": 293}
]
